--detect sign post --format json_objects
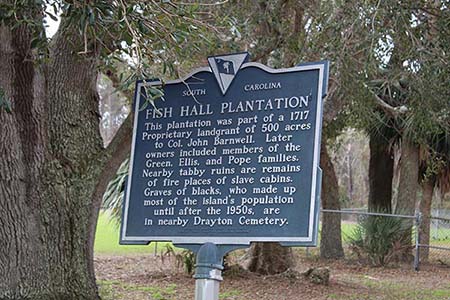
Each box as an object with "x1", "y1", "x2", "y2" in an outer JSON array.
[{"x1": 120, "y1": 53, "x2": 328, "y2": 299}]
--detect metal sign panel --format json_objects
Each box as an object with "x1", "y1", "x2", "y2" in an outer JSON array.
[{"x1": 121, "y1": 53, "x2": 328, "y2": 246}]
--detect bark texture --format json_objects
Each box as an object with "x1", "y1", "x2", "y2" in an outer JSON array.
[
  {"x1": 0, "y1": 23, "x2": 50, "y2": 300},
  {"x1": 394, "y1": 139, "x2": 419, "y2": 258},
  {"x1": 320, "y1": 143, "x2": 345, "y2": 259},
  {"x1": 395, "y1": 139, "x2": 419, "y2": 215},
  {"x1": 368, "y1": 133, "x2": 394, "y2": 213},
  {"x1": 0, "y1": 11, "x2": 123, "y2": 300},
  {"x1": 246, "y1": 243, "x2": 294, "y2": 275},
  {"x1": 419, "y1": 178, "x2": 434, "y2": 262}
]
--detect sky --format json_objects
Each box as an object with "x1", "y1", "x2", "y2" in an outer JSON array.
[{"x1": 44, "y1": 7, "x2": 60, "y2": 38}]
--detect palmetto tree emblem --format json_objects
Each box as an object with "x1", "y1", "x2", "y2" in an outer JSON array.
[
  {"x1": 208, "y1": 52, "x2": 249, "y2": 94},
  {"x1": 223, "y1": 61, "x2": 231, "y2": 73}
]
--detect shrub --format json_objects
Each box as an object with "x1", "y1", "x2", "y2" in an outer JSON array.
[
  {"x1": 161, "y1": 244, "x2": 196, "y2": 275},
  {"x1": 348, "y1": 213, "x2": 413, "y2": 266}
]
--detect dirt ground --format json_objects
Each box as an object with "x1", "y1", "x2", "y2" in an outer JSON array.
[{"x1": 95, "y1": 251, "x2": 450, "y2": 300}]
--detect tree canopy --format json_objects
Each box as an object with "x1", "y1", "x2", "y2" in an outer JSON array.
[{"x1": 1, "y1": 1, "x2": 449, "y2": 298}]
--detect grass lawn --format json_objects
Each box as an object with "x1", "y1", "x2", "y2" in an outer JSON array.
[
  {"x1": 94, "y1": 212, "x2": 171, "y2": 256},
  {"x1": 94, "y1": 212, "x2": 449, "y2": 256},
  {"x1": 94, "y1": 212, "x2": 450, "y2": 299}
]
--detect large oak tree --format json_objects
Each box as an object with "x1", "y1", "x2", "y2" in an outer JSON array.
[
  {"x1": 348, "y1": 1, "x2": 449, "y2": 258},
  {"x1": 0, "y1": 1, "x2": 221, "y2": 298}
]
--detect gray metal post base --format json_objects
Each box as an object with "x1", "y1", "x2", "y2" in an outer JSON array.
[
  {"x1": 193, "y1": 243, "x2": 223, "y2": 300},
  {"x1": 194, "y1": 275, "x2": 221, "y2": 300},
  {"x1": 175, "y1": 243, "x2": 247, "y2": 300}
]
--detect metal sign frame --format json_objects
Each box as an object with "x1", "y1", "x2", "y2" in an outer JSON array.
[{"x1": 120, "y1": 58, "x2": 328, "y2": 247}]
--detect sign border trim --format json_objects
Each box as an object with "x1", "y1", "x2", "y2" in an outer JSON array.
[{"x1": 121, "y1": 61, "x2": 326, "y2": 245}]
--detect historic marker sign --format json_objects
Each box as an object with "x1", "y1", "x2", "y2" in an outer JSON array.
[{"x1": 121, "y1": 53, "x2": 328, "y2": 246}]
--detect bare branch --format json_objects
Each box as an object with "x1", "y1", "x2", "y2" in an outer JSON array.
[{"x1": 363, "y1": 83, "x2": 409, "y2": 117}]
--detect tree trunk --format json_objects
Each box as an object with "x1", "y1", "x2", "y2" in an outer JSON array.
[
  {"x1": 368, "y1": 133, "x2": 394, "y2": 213},
  {"x1": 0, "y1": 17, "x2": 105, "y2": 300},
  {"x1": 246, "y1": 243, "x2": 294, "y2": 275},
  {"x1": 320, "y1": 143, "x2": 345, "y2": 259},
  {"x1": 419, "y1": 178, "x2": 434, "y2": 262},
  {"x1": 394, "y1": 139, "x2": 419, "y2": 258},
  {"x1": 395, "y1": 139, "x2": 419, "y2": 215},
  {"x1": 347, "y1": 146, "x2": 354, "y2": 203}
]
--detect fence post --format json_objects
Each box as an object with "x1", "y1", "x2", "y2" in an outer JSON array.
[{"x1": 414, "y1": 212, "x2": 422, "y2": 271}]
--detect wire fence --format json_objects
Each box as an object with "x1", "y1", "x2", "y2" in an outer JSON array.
[
  {"x1": 318, "y1": 209, "x2": 450, "y2": 270},
  {"x1": 431, "y1": 215, "x2": 450, "y2": 241},
  {"x1": 423, "y1": 215, "x2": 450, "y2": 267}
]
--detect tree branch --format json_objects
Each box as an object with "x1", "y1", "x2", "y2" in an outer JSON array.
[
  {"x1": 87, "y1": 69, "x2": 134, "y2": 277},
  {"x1": 364, "y1": 83, "x2": 408, "y2": 117},
  {"x1": 322, "y1": 80, "x2": 340, "y2": 125},
  {"x1": 87, "y1": 112, "x2": 133, "y2": 274}
]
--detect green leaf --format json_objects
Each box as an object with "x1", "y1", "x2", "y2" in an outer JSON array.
[
  {"x1": 88, "y1": 7, "x2": 96, "y2": 25},
  {"x1": 123, "y1": 31, "x2": 133, "y2": 46},
  {"x1": 52, "y1": 3, "x2": 58, "y2": 16},
  {"x1": 45, "y1": 11, "x2": 58, "y2": 21},
  {"x1": 30, "y1": 37, "x2": 41, "y2": 49}
]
